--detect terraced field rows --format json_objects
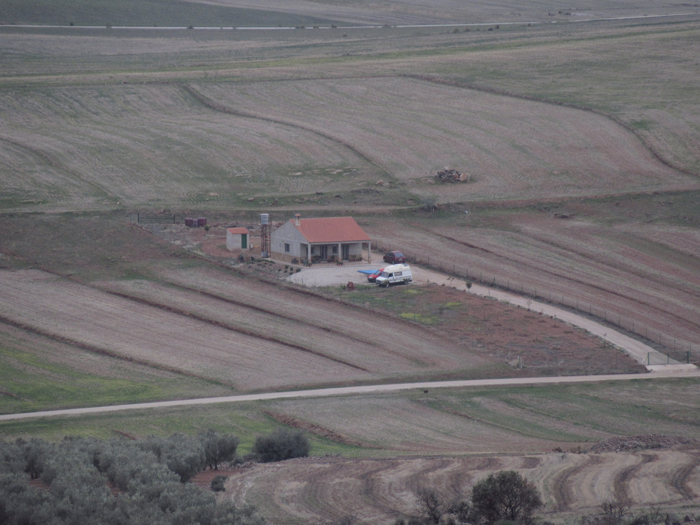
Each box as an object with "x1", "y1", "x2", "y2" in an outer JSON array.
[
  {"x1": 367, "y1": 216, "x2": 700, "y2": 349},
  {"x1": 98, "y1": 276, "x2": 485, "y2": 373},
  {"x1": 220, "y1": 449, "x2": 700, "y2": 524},
  {"x1": 0, "y1": 269, "x2": 494, "y2": 392},
  {"x1": 155, "y1": 266, "x2": 489, "y2": 369}
]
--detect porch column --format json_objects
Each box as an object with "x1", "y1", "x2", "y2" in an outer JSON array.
[
  {"x1": 368, "y1": 241, "x2": 371, "y2": 264},
  {"x1": 307, "y1": 243, "x2": 311, "y2": 262},
  {"x1": 338, "y1": 243, "x2": 342, "y2": 261}
]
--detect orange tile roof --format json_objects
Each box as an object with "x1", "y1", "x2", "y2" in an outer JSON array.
[
  {"x1": 227, "y1": 227, "x2": 249, "y2": 235},
  {"x1": 293, "y1": 217, "x2": 370, "y2": 243}
]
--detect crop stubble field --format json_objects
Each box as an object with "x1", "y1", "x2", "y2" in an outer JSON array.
[
  {"x1": 1, "y1": 3, "x2": 700, "y2": 523},
  {"x1": 202, "y1": 447, "x2": 700, "y2": 524}
]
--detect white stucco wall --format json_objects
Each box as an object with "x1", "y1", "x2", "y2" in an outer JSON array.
[{"x1": 271, "y1": 221, "x2": 307, "y2": 258}]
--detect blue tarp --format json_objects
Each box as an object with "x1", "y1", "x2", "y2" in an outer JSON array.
[{"x1": 357, "y1": 269, "x2": 380, "y2": 275}]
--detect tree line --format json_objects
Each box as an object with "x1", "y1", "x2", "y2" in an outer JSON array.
[{"x1": 0, "y1": 428, "x2": 309, "y2": 525}]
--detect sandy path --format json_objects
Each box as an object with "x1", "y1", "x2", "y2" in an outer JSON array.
[
  {"x1": 289, "y1": 262, "x2": 697, "y2": 370},
  {"x1": 2, "y1": 367, "x2": 698, "y2": 422}
]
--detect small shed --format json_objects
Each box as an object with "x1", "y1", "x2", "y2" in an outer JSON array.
[{"x1": 226, "y1": 227, "x2": 250, "y2": 251}]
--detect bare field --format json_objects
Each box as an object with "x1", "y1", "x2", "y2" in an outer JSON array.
[
  {"x1": 0, "y1": 321, "x2": 235, "y2": 414},
  {"x1": 193, "y1": 77, "x2": 697, "y2": 202},
  {"x1": 0, "y1": 267, "x2": 505, "y2": 395},
  {"x1": 186, "y1": 0, "x2": 700, "y2": 25},
  {"x1": 0, "y1": 269, "x2": 368, "y2": 391},
  {"x1": 210, "y1": 446, "x2": 700, "y2": 524},
  {"x1": 365, "y1": 203, "x2": 700, "y2": 355},
  {"x1": 0, "y1": 84, "x2": 382, "y2": 212},
  {"x1": 1, "y1": 11, "x2": 700, "y2": 521}
]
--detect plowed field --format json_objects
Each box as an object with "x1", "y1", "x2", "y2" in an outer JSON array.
[
  {"x1": 192, "y1": 78, "x2": 697, "y2": 202},
  {"x1": 366, "y1": 210, "x2": 700, "y2": 354},
  {"x1": 0, "y1": 268, "x2": 499, "y2": 392},
  {"x1": 196, "y1": 445, "x2": 700, "y2": 524}
]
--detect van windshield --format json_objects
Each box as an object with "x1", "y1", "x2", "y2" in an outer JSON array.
[{"x1": 380, "y1": 272, "x2": 390, "y2": 277}]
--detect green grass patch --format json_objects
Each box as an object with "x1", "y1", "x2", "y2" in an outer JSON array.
[
  {"x1": 0, "y1": 337, "x2": 235, "y2": 414},
  {"x1": 0, "y1": 402, "x2": 372, "y2": 458},
  {"x1": 427, "y1": 379, "x2": 700, "y2": 443},
  {"x1": 2, "y1": 379, "x2": 698, "y2": 455},
  {"x1": 399, "y1": 312, "x2": 440, "y2": 325},
  {"x1": 0, "y1": 0, "x2": 337, "y2": 27}
]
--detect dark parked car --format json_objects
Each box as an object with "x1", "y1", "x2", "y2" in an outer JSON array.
[{"x1": 383, "y1": 251, "x2": 406, "y2": 264}]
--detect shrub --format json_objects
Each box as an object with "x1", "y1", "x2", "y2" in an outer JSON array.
[
  {"x1": 251, "y1": 428, "x2": 310, "y2": 463},
  {"x1": 200, "y1": 430, "x2": 239, "y2": 470},
  {"x1": 415, "y1": 486, "x2": 448, "y2": 524},
  {"x1": 211, "y1": 475, "x2": 227, "y2": 492},
  {"x1": 471, "y1": 471, "x2": 542, "y2": 524}
]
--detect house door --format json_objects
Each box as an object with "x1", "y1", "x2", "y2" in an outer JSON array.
[
  {"x1": 342, "y1": 245, "x2": 350, "y2": 261},
  {"x1": 320, "y1": 246, "x2": 328, "y2": 260},
  {"x1": 241, "y1": 234, "x2": 247, "y2": 249}
]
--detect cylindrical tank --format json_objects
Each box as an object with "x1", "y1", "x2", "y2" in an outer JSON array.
[
  {"x1": 185, "y1": 218, "x2": 194, "y2": 227},
  {"x1": 260, "y1": 213, "x2": 269, "y2": 225},
  {"x1": 198, "y1": 217, "x2": 207, "y2": 227}
]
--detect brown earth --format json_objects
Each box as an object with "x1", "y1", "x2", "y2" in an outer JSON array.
[
  {"x1": 0, "y1": 211, "x2": 646, "y2": 404},
  {"x1": 365, "y1": 198, "x2": 700, "y2": 363},
  {"x1": 161, "y1": 220, "x2": 648, "y2": 375},
  {"x1": 189, "y1": 438, "x2": 700, "y2": 525}
]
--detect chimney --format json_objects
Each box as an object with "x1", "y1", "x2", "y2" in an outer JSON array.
[{"x1": 295, "y1": 213, "x2": 301, "y2": 226}]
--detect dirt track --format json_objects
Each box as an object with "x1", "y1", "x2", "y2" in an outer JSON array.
[
  {"x1": 2, "y1": 366, "x2": 698, "y2": 422},
  {"x1": 288, "y1": 262, "x2": 694, "y2": 369}
]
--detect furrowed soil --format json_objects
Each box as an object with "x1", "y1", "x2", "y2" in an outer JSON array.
[
  {"x1": 364, "y1": 192, "x2": 700, "y2": 358},
  {"x1": 191, "y1": 78, "x2": 697, "y2": 203},
  {"x1": 0, "y1": 213, "x2": 644, "y2": 414},
  {"x1": 1, "y1": 11, "x2": 700, "y2": 524},
  {"x1": 196, "y1": 443, "x2": 700, "y2": 525}
]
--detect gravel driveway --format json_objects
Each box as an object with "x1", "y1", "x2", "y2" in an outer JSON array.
[
  {"x1": 286, "y1": 262, "x2": 438, "y2": 287},
  {"x1": 286, "y1": 262, "x2": 382, "y2": 287},
  {"x1": 287, "y1": 262, "x2": 697, "y2": 370}
]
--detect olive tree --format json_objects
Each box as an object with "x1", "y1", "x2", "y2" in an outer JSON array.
[
  {"x1": 471, "y1": 471, "x2": 542, "y2": 524},
  {"x1": 251, "y1": 428, "x2": 310, "y2": 463},
  {"x1": 199, "y1": 430, "x2": 239, "y2": 470}
]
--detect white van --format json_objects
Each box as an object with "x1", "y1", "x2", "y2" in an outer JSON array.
[{"x1": 375, "y1": 264, "x2": 412, "y2": 287}]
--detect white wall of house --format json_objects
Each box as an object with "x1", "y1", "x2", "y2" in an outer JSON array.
[{"x1": 271, "y1": 221, "x2": 308, "y2": 258}]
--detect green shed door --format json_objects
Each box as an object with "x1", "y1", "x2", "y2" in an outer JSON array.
[{"x1": 241, "y1": 234, "x2": 247, "y2": 249}]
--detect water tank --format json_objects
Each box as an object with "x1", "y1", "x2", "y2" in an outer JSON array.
[
  {"x1": 198, "y1": 217, "x2": 207, "y2": 227},
  {"x1": 185, "y1": 218, "x2": 194, "y2": 227},
  {"x1": 260, "y1": 213, "x2": 269, "y2": 225}
]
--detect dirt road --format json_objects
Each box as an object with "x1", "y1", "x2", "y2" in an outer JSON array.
[
  {"x1": 289, "y1": 262, "x2": 694, "y2": 369},
  {"x1": 2, "y1": 367, "x2": 698, "y2": 422}
]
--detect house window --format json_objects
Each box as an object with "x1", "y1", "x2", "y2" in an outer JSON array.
[{"x1": 284, "y1": 243, "x2": 290, "y2": 253}]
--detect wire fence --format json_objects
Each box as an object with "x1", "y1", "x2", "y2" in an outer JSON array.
[
  {"x1": 129, "y1": 213, "x2": 181, "y2": 225},
  {"x1": 374, "y1": 243, "x2": 696, "y2": 364}
]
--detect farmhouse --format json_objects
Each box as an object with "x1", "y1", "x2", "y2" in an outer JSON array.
[
  {"x1": 271, "y1": 214, "x2": 371, "y2": 263},
  {"x1": 226, "y1": 227, "x2": 250, "y2": 251}
]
